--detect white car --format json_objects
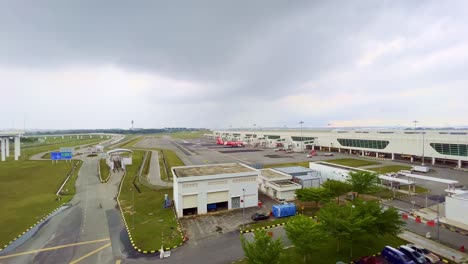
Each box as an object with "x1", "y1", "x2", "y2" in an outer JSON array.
[{"x1": 406, "y1": 244, "x2": 440, "y2": 263}]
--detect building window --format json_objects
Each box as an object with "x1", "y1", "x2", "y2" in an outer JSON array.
[
  {"x1": 430, "y1": 143, "x2": 468, "y2": 157},
  {"x1": 337, "y1": 138, "x2": 389, "y2": 149},
  {"x1": 291, "y1": 136, "x2": 314, "y2": 141}
]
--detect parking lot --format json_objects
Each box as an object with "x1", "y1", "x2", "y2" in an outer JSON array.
[{"x1": 180, "y1": 193, "x2": 277, "y2": 243}]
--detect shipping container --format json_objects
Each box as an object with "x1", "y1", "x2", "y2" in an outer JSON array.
[{"x1": 272, "y1": 203, "x2": 296, "y2": 218}]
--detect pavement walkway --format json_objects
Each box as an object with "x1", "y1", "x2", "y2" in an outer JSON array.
[
  {"x1": 147, "y1": 150, "x2": 172, "y2": 187},
  {"x1": 398, "y1": 230, "x2": 468, "y2": 263}
]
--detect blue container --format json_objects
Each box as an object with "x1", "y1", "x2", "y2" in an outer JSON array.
[{"x1": 272, "y1": 204, "x2": 296, "y2": 218}]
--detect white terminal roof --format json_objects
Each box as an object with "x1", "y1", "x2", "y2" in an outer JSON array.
[
  {"x1": 399, "y1": 172, "x2": 459, "y2": 185},
  {"x1": 273, "y1": 166, "x2": 315, "y2": 174}
]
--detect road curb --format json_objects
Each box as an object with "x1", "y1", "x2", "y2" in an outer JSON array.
[
  {"x1": 239, "y1": 215, "x2": 318, "y2": 233},
  {"x1": 116, "y1": 170, "x2": 185, "y2": 254},
  {"x1": 0, "y1": 203, "x2": 67, "y2": 252}
]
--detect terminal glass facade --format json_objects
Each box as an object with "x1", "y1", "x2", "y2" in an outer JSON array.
[
  {"x1": 337, "y1": 139, "x2": 389, "y2": 149},
  {"x1": 430, "y1": 143, "x2": 468, "y2": 157},
  {"x1": 291, "y1": 136, "x2": 315, "y2": 141}
]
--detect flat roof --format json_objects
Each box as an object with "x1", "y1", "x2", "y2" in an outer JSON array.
[
  {"x1": 294, "y1": 175, "x2": 321, "y2": 180},
  {"x1": 273, "y1": 166, "x2": 315, "y2": 174},
  {"x1": 453, "y1": 192, "x2": 468, "y2": 199},
  {"x1": 270, "y1": 180, "x2": 301, "y2": 187},
  {"x1": 399, "y1": 172, "x2": 459, "y2": 185},
  {"x1": 173, "y1": 163, "x2": 255, "y2": 178},
  {"x1": 260, "y1": 169, "x2": 289, "y2": 179},
  {"x1": 379, "y1": 175, "x2": 414, "y2": 184}
]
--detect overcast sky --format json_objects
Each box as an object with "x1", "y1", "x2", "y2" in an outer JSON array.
[{"x1": 1, "y1": 1, "x2": 467, "y2": 130}]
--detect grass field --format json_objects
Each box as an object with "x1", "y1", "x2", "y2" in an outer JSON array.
[
  {"x1": 238, "y1": 234, "x2": 406, "y2": 264},
  {"x1": 263, "y1": 161, "x2": 310, "y2": 169},
  {"x1": 167, "y1": 130, "x2": 210, "y2": 139},
  {"x1": 118, "y1": 136, "x2": 144, "y2": 149},
  {"x1": 21, "y1": 137, "x2": 104, "y2": 159},
  {"x1": 59, "y1": 160, "x2": 83, "y2": 196},
  {"x1": 99, "y1": 159, "x2": 110, "y2": 182},
  {"x1": 159, "y1": 149, "x2": 185, "y2": 181},
  {"x1": 118, "y1": 151, "x2": 182, "y2": 250},
  {"x1": 369, "y1": 165, "x2": 412, "y2": 174},
  {"x1": 324, "y1": 158, "x2": 380, "y2": 168},
  {"x1": 0, "y1": 160, "x2": 77, "y2": 246},
  {"x1": 142, "y1": 151, "x2": 152, "y2": 176}
]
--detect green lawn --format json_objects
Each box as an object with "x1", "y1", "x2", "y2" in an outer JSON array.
[
  {"x1": 118, "y1": 151, "x2": 182, "y2": 250},
  {"x1": 325, "y1": 158, "x2": 380, "y2": 168},
  {"x1": 369, "y1": 165, "x2": 412, "y2": 174},
  {"x1": 21, "y1": 137, "x2": 104, "y2": 159},
  {"x1": 159, "y1": 149, "x2": 185, "y2": 181},
  {"x1": 0, "y1": 160, "x2": 76, "y2": 246},
  {"x1": 59, "y1": 160, "x2": 83, "y2": 196},
  {"x1": 142, "y1": 151, "x2": 152, "y2": 176},
  {"x1": 99, "y1": 159, "x2": 110, "y2": 182},
  {"x1": 118, "y1": 136, "x2": 144, "y2": 149},
  {"x1": 263, "y1": 162, "x2": 310, "y2": 169},
  {"x1": 239, "y1": 234, "x2": 406, "y2": 264}
]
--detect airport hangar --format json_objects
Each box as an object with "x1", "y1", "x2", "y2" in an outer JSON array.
[
  {"x1": 213, "y1": 129, "x2": 468, "y2": 168},
  {"x1": 171, "y1": 163, "x2": 259, "y2": 218},
  {"x1": 0, "y1": 130, "x2": 23, "y2": 161}
]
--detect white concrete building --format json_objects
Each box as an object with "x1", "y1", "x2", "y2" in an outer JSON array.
[
  {"x1": 172, "y1": 163, "x2": 259, "y2": 218},
  {"x1": 0, "y1": 131, "x2": 23, "y2": 161},
  {"x1": 445, "y1": 192, "x2": 468, "y2": 226},
  {"x1": 258, "y1": 169, "x2": 301, "y2": 201},
  {"x1": 214, "y1": 129, "x2": 468, "y2": 168}
]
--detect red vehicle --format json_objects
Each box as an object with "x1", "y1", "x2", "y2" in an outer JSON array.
[
  {"x1": 357, "y1": 256, "x2": 384, "y2": 264},
  {"x1": 216, "y1": 137, "x2": 245, "y2": 147}
]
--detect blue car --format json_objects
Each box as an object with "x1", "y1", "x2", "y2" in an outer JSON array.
[{"x1": 381, "y1": 246, "x2": 416, "y2": 264}]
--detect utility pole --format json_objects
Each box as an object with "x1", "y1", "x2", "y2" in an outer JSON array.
[
  {"x1": 437, "y1": 194, "x2": 440, "y2": 242},
  {"x1": 242, "y1": 188, "x2": 246, "y2": 230},
  {"x1": 299, "y1": 121, "x2": 304, "y2": 152}
]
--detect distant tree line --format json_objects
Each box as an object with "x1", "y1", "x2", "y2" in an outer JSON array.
[{"x1": 25, "y1": 128, "x2": 208, "y2": 135}]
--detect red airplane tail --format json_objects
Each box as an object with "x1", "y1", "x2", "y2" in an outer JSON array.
[{"x1": 216, "y1": 137, "x2": 224, "y2": 145}]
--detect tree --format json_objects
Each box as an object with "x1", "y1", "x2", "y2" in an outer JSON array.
[
  {"x1": 321, "y1": 180, "x2": 353, "y2": 204},
  {"x1": 295, "y1": 187, "x2": 332, "y2": 207},
  {"x1": 285, "y1": 215, "x2": 327, "y2": 262},
  {"x1": 317, "y1": 199, "x2": 404, "y2": 253},
  {"x1": 346, "y1": 171, "x2": 378, "y2": 194},
  {"x1": 241, "y1": 229, "x2": 283, "y2": 264}
]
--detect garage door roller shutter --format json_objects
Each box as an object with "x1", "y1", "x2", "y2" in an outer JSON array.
[
  {"x1": 207, "y1": 191, "x2": 228, "y2": 204},
  {"x1": 183, "y1": 194, "x2": 198, "y2": 209}
]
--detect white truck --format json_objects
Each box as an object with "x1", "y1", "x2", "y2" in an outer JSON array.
[{"x1": 411, "y1": 166, "x2": 429, "y2": 173}]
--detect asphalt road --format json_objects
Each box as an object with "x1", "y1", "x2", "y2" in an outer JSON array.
[{"x1": 0, "y1": 157, "x2": 121, "y2": 263}]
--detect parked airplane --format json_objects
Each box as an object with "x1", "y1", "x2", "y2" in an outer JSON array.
[{"x1": 216, "y1": 137, "x2": 245, "y2": 147}]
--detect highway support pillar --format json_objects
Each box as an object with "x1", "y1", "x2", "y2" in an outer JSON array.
[
  {"x1": 5, "y1": 138, "x2": 9, "y2": 157},
  {"x1": 432, "y1": 157, "x2": 436, "y2": 166},
  {"x1": 14, "y1": 136, "x2": 20, "y2": 160},
  {"x1": 1, "y1": 138, "x2": 5, "y2": 161},
  {"x1": 410, "y1": 156, "x2": 414, "y2": 163},
  {"x1": 361, "y1": 150, "x2": 364, "y2": 156},
  {"x1": 458, "y1": 160, "x2": 462, "y2": 169},
  {"x1": 391, "y1": 153, "x2": 395, "y2": 160},
  {"x1": 376, "y1": 152, "x2": 379, "y2": 158}
]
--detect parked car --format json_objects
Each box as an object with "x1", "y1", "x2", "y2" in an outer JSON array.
[
  {"x1": 406, "y1": 244, "x2": 440, "y2": 263},
  {"x1": 381, "y1": 246, "x2": 415, "y2": 264},
  {"x1": 322, "y1": 153, "x2": 334, "y2": 156},
  {"x1": 251, "y1": 212, "x2": 269, "y2": 221},
  {"x1": 399, "y1": 246, "x2": 427, "y2": 264},
  {"x1": 357, "y1": 256, "x2": 384, "y2": 264}
]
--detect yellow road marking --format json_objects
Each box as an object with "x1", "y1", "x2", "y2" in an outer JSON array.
[
  {"x1": 68, "y1": 242, "x2": 111, "y2": 264},
  {"x1": 0, "y1": 238, "x2": 110, "y2": 260},
  {"x1": 116, "y1": 260, "x2": 121, "y2": 264}
]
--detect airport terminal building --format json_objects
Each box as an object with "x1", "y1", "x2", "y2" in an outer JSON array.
[{"x1": 213, "y1": 129, "x2": 468, "y2": 168}]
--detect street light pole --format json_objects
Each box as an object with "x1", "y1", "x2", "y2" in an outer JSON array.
[
  {"x1": 242, "y1": 188, "x2": 246, "y2": 230},
  {"x1": 299, "y1": 121, "x2": 304, "y2": 152},
  {"x1": 437, "y1": 194, "x2": 440, "y2": 242}
]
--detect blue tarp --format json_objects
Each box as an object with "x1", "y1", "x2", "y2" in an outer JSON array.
[{"x1": 272, "y1": 203, "x2": 296, "y2": 218}]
